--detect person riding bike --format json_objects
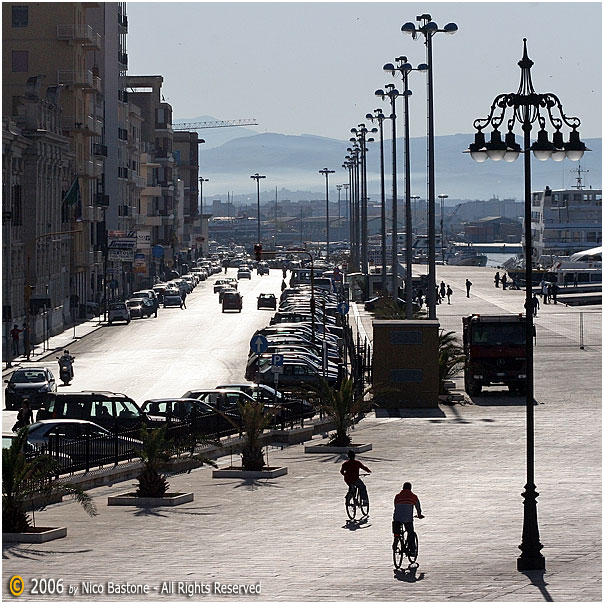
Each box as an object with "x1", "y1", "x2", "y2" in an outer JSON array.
[
  {"x1": 340, "y1": 450, "x2": 371, "y2": 505},
  {"x1": 393, "y1": 482, "x2": 424, "y2": 554}
]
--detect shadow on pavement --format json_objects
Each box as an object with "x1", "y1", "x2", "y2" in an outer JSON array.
[
  {"x1": 521, "y1": 570, "x2": 553, "y2": 602},
  {"x1": 375, "y1": 408, "x2": 446, "y2": 419},
  {"x1": 394, "y1": 565, "x2": 425, "y2": 583},
  {"x1": 232, "y1": 479, "x2": 284, "y2": 491},
  {"x1": 342, "y1": 518, "x2": 371, "y2": 531},
  {"x1": 3, "y1": 545, "x2": 93, "y2": 560}
]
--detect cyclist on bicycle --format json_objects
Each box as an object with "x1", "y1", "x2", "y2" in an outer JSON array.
[
  {"x1": 340, "y1": 450, "x2": 371, "y2": 504},
  {"x1": 393, "y1": 482, "x2": 424, "y2": 554}
]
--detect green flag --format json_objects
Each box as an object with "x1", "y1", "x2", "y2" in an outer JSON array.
[{"x1": 62, "y1": 176, "x2": 80, "y2": 206}]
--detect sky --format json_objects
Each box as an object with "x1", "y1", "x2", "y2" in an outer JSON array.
[{"x1": 126, "y1": 1, "x2": 602, "y2": 142}]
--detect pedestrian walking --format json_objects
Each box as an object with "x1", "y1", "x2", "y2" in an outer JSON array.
[
  {"x1": 494, "y1": 271, "x2": 500, "y2": 288},
  {"x1": 22, "y1": 323, "x2": 30, "y2": 360},
  {"x1": 501, "y1": 273, "x2": 508, "y2": 290},
  {"x1": 551, "y1": 282, "x2": 559, "y2": 304},
  {"x1": 417, "y1": 287, "x2": 424, "y2": 307},
  {"x1": 10, "y1": 324, "x2": 22, "y2": 356},
  {"x1": 465, "y1": 279, "x2": 472, "y2": 298},
  {"x1": 12, "y1": 399, "x2": 34, "y2": 432},
  {"x1": 446, "y1": 285, "x2": 453, "y2": 304},
  {"x1": 526, "y1": 293, "x2": 540, "y2": 317},
  {"x1": 281, "y1": 279, "x2": 287, "y2": 292},
  {"x1": 546, "y1": 283, "x2": 552, "y2": 304},
  {"x1": 541, "y1": 281, "x2": 549, "y2": 304},
  {"x1": 439, "y1": 281, "x2": 446, "y2": 300},
  {"x1": 282, "y1": 267, "x2": 287, "y2": 278},
  {"x1": 435, "y1": 286, "x2": 441, "y2": 305},
  {"x1": 180, "y1": 290, "x2": 187, "y2": 309}
]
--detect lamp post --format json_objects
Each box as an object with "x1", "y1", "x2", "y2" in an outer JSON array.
[
  {"x1": 375, "y1": 84, "x2": 400, "y2": 299},
  {"x1": 336, "y1": 184, "x2": 342, "y2": 234},
  {"x1": 411, "y1": 195, "x2": 420, "y2": 236},
  {"x1": 438, "y1": 193, "x2": 448, "y2": 264},
  {"x1": 402, "y1": 13, "x2": 457, "y2": 320},
  {"x1": 345, "y1": 145, "x2": 361, "y2": 272},
  {"x1": 350, "y1": 126, "x2": 376, "y2": 275},
  {"x1": 366, "y1": 109, "x2": 388, "y2": 291},
  {"x1": 250, "y1": 173, "x2": 266, "y2": 244},
  {"x1": 319, "y1": 168, "x2": 335, "y2": 261},
  {"x1": 467, "y1": 38, "x2": 587, "y2": 572},
  {"x1": 342, "y1": 162, "x2": 354, "y2": 266},
  {"x1": 384, "y1": 57, "x2": 428, "y2": 317}
]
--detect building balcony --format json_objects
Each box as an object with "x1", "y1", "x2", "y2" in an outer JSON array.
[
  {"x1": 77, "y1": 160, "x2": 95, "y2": 179},
  {"x1": 93, "y1": 143, "x2": 108, "y2": 157},
  {"x1": 133, "y1": 175, "x2": 146, "y2": 189},
  {"x1": 141, "y1": 185, "x2": 162, "y2": 197},
  {"x1": 61, "y1": 115, "x2": 96, "y2": 135},
  {"x1": 94, "y1": 193, "x2": 110, "y2": 206},
  {"x1": 118, "y1": 51, "x2": 128, "y2": 67},
  {"x1": 56, "y1": 25, "x2": 101, "y2": 49},
  {"x1": 118, "y1": 13, "x2": 128, "y2": 31},
  {"x1": 57, "y1": 70, "x2": 94, "y2": 88}
]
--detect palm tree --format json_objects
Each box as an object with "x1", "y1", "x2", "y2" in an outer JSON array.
[
  {"x1": 438, "y1": 329, "x2": 465, "y2": 394},
  {"x1": 307, "y1": 378, "x2": 373, "y2": 447},
  {"x1": 2, "y1": 428, "x2": 97, "y2": 533},
  {"x1": 236, "y1": 400, "x2": 280, "y2": 471},
  {"x1": 135, "y1": 425, "x2": 216, "y2": 498}
]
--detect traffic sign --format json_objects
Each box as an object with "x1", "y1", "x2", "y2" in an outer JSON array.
[
  {"x1": 250, "y1": 334, "x2": 269, "y2": 354},
  {"x1": 271, "y1": 353, "x2": 284, "y2": 367},
  {"x1": 270, "y1": 365, "x2": 284, "y2": 374},
  {"x1": 337, "y1": 301, "x2": 349, "y2": 315},
  {"x1": 152, "y1": 245, "x2": 164, "y2": 258}
]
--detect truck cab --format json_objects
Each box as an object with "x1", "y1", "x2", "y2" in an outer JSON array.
[{"x1": 462, "y1": 314, "x2": 527, "y2": 396}]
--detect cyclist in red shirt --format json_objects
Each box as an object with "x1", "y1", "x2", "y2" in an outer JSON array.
[
  {"x1": 393, "y1": 482, "x2": 424, "y2": 554},
  {"x1": 340, "y1": 450, "x2": 371, "y2": 504}
]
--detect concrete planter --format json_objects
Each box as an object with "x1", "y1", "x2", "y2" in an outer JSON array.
[
  {"x1": 212, "y1": 466, "x2": 288, "y2": 479},
  {"x1": 3, "y1": 526, "x2": 67, "y2": 543},
  {"x1": 107, "y1": 492, "x2": 194, "y2": 507},
  {"x1": 305, "y1": 443, "x2": 372, "y2": 454},
  {"x1": 270, "y1": 426, "x2": 314, "y2": 444}
]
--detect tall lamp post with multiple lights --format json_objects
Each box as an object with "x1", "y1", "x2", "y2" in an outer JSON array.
[
  {"x1": 250, "y1": 173, "x2": 266, "y2": 244},
  {"x1": 384, "y1": 57, "x2": 427, "y2": 318},
  {"x1": 375, "y1": 84, "x2": 400, "y2": 299},
  {"x1": 366, "y1": 108, "x2": 388, "y2": 290},
  {"x1": 438, "y1": 193, "x2": 448, "y2": 264},
  {"x1": 467, "y1": 39, "x2": 588, "y2": 572},
  {"x1": 319, "y1": 168, "x2": 335, "y2": 261},
  {"x1": 402, "y1": 14, "x2": 457, "y2": 320}
]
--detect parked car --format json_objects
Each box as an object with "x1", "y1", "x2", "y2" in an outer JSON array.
[
  {"x1": 163, "y1": 289, "x2": 183, "y2": 307},
  {"x1": 180, "y1": 389, "x2": 257, "y2": 414},
  {"x1": 26, "y1": 419, "x2": 141, "y2": 465},
  {"x1": 3, "y1": 431, "x2": 73, "y2": 468},
  {"x1": 257, "y1": 293, "x2": 277, "y2": 310},
  {"x1": 4, "y1": 367, "x2": 57, "y2": 410},
  {"x1": 140, "y1": 398, "x2": 239, "y2": 437},
  {"x1": 126, "y1": 297, "x2": 155, "y2": 319},
  {"x1": 132, "y1": 290, "x2": 160, "y2": 313},
  {"x1": 36, "y1": 391, "x2": 161, "y2": 431},
  {"x1": 222, "y1": 291, "x2": 242, "y2": 312},
  {"x1": 237, "y1": 267, "x2": 252, "y2": 279},
  {"x1": 256, "y1": 360, "x2": 337, "y2": 387},
  {"x1": 108, "y1": 302, "x2": 130, "y2": 325}
]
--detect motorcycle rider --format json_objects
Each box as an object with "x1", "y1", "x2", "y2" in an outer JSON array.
[{"x1": 58, "y1": 349, "x2": 75, "y2": 380}]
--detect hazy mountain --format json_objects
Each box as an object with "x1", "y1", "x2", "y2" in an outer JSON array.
[{"x1": 197, "y1": 131, "x2": 601, "y2": 201}]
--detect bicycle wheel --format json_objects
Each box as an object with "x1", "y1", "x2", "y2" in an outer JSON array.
[
  {"x1": 359, "y1": 494, "x2": 369, "y2": 517},
  {"x1": 392, "y1": 536, "x2": 404, "y2": 569},
  {"x1": 345, "y1": 489, "x2": 357, "y2": 520},
  {"x1": 407, "y1": 532, "x2": 419, "y2": 564}
]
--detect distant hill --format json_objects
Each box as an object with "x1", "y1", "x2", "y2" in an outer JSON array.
[{"x1": 197, "y1": 131, "x2": 601, "y2": 200}]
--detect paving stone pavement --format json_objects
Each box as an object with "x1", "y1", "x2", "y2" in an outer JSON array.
[{"x1": 2, "y1": 266, "x2": 601, "y2": 602}]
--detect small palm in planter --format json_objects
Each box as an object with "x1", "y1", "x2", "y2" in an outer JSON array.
[
  {"x1": 307, "y1": 378, "x2": 373, "y2": 447},
  {"x1": 134, "y1": 425, "x2": 217, "y2": 498},
  {"x1": 438, "y1": 329, "x2": 465, "y2": 395},
  {"x1": 3, "y1": 428, "x2": 97, "y2": 534}
]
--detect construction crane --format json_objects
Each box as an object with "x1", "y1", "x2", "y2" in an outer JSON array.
[{"x1": 173, "y1": 119, "x2": 258, "y2": 131}]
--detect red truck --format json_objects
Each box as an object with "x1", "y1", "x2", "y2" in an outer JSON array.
[{"x1": 462, "y1": 314, "x2": 527, "y2": 396}]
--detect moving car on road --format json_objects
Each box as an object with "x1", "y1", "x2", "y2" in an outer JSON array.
[
  {"x1": 257, "y1": 293, "x2": 277, "y2": 310},
  {"x1": 126, "y1": 297, "x2": 155, "y2": 319},
  {"x1": 237, "y1": 266, "x2": 252, "y2": 279},
  {"x1": 4, "y1": 367, "x2": 57, "y2": 410},
  {"x1": 222, "y1": 291, "x2": 243, "y2": 312},
  {"x1": 163, "y1": 289, "x2": 183, "y2": 307}
]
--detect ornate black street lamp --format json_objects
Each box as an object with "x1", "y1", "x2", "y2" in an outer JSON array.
[
  {"x1": 250, "y1": 173, "x2": 266, "y2": 244},
  {"x1": 319, "y1": 168, "x2": 335, "y2": 261},
  {"x1": 384, "y1": 57, "x2": 428, "y2": 318},
  {"x1": 402, "y1": 14, "x2": 458, "y2": 320},
  {"x1": 366, "y1": 109, "x2": 388, "y2": 289},
  {"x1": 375, "y1": 84, "x2": 400, "y2": 299},
  {"x1": 344, "y1": 145, "x2": 360, "y2": 271},
  {"x1": 467, "y1": 39, "x2": 588, "y2": 572}
]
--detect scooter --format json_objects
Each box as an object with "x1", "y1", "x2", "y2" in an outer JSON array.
[{"x1": 57, "y1": 356, "x2": 74, "y2": 386}]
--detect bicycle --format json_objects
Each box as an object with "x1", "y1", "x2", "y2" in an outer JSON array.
[
  {"x1": 392, "y1": 518, "x2": 419, "y2": 568},
  {"x1": 345, "y1": 474, "x2": 369, "y2": 520}
]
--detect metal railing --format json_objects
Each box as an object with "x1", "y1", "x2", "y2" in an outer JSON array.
[{"x1": 437, "y1": 311, "x2": 601, "y2": 349}]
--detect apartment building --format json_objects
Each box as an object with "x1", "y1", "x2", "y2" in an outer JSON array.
[{"x1": 3, "y1": 2, "x2": 105, "y2": 338}]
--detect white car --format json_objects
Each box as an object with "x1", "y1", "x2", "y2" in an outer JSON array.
[
  {"x1": 108, "y1": 302, "x2": 130, "y2": 324},
  {"x1": 237, "y1": 267, "x2": 252, "y2": 279}
]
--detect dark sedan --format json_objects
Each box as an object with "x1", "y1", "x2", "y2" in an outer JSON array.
[{"x1": 4, "y1": 367, "x2": 56, "y2": 410}]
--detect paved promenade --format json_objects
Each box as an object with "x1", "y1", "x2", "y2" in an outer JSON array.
[{"x1": 2, "y1": 265, "x2": 601, "y2": 601}]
